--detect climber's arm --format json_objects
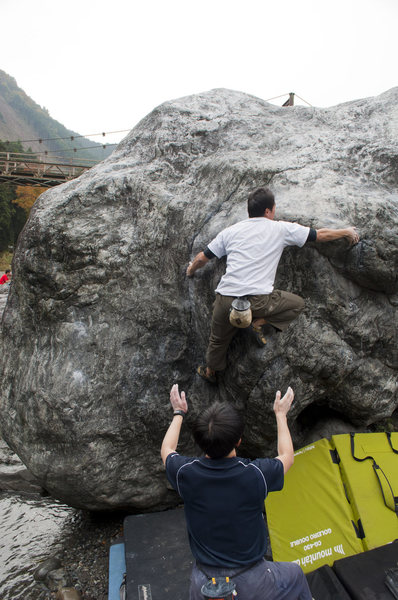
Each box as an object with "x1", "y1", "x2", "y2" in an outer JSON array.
[
  {"x1": 186, "y1": 246, "x2": 217, "y2": 277},
  {"x1": 186, "y1": 251, "x2": 209, "y2": 277},
  {"x1": 315, "y1": 226, "x2": 359, "y2": 246}
]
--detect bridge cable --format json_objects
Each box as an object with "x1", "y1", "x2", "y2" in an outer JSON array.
[{"x1": 2, "y1": 129, "x2": 131, "y2": 145}]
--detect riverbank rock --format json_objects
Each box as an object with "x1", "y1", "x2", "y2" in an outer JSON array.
[
  {"x1": 0, "y1": 283, "x2": 9, "y2": 320},
  {"x1": 0, "y1": 438, "x2": 43, "y2": 494},
  {"x1": 1, "y1": 88, "x2": 397, "y2": 510}
]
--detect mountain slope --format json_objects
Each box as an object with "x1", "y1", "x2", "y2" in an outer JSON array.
[{"x1": 0, "y1": 70, "x2": 113, "y2": 162}]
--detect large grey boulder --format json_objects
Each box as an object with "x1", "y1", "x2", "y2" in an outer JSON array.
[{"x1": 0, "y1": 88, "x2": 397, "y2": 510}]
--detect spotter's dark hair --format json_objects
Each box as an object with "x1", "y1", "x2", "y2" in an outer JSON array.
[{"x1": 192, "y1": 401, "x2": 244, "y2": 459}]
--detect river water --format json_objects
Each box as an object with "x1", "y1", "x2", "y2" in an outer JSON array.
[
  {"x1": 0, "y1": 287, "x2": 123, "y2": 598},
  {"x1": 0, "y1": 439, "x2": 124, "y2": 599},
  {"x1": 0, "y1": 491, "x2": 73, "y2": 599}
]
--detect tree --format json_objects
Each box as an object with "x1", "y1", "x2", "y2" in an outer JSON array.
[
  {"x1": 0, "y1": 139, "x2": 23, "y2": 153},
  {"x1": 0, "y1": 140, "x2": 42, "y2": 250},
  {"x1": 14, "y1": 185, "x2": 45, "y2": 213}
]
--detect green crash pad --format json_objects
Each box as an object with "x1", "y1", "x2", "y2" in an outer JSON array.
[
  {"x1": 266, "y1": 438, "x2": 363, "y2": 574},
  {"x1": 267, "y1": 433, "x2": 398, "y2": 573},
  {"x1": 331, "y1": 432, "x2": 398, "y2": 551}
]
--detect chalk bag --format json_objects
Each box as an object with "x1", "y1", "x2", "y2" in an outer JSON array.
[
  {"x1": 229, "y1": 297, "x2": 252, "y2": 329},
  {"x1": 201, "y1": 576, "x2": 237, "y2": 600}
]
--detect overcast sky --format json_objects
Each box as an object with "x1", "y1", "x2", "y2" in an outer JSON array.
[{"x1": 1, "y1": 0, "x2": 397, "y2": 146}]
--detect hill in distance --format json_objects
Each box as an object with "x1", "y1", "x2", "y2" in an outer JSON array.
[{"x1": 0, "y1": 69, "x2": 114, "y2": 163}]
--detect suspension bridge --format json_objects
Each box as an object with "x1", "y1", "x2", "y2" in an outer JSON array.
[{"x1": 0, "y1": 151, "x2": 97, "y2": 187}]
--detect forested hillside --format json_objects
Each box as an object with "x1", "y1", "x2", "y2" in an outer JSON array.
[
  {"x1": 0, "y1": 69, "x2": 113, "y2": 161},
  {"x1": 0, "y1": 69, "x2": 117, "y2": 257},
  {"x1": 0, "y1": 140, "x2": 45, "y2": 253}
]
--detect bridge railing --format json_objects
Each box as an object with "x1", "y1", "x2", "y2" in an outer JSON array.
[{"x1": 0, "y1": 152, "x2": 98, "y2": 187}]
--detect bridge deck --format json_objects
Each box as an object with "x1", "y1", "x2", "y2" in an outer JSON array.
[{"x1": 0, "y1": 152, "x2": 95, "y2": 187}]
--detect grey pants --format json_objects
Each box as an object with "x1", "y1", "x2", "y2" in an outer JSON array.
[
  {"x1": 206, "y1": 290, "x2": 305, "y2": 371},
  {"x1": 190, "y1": 559, "x2": 312, "y2": 600}
]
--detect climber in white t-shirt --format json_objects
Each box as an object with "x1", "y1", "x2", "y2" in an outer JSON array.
[{"x1": 186, "y1": 187, "x2": 359, "y2": 383}]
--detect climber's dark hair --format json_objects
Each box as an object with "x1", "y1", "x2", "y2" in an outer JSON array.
[
  {"x1": 248, "y1": 187, "x2": 275, "y2": 217},
  {"x1": 192, "y1": 401, "x2": 244, "y2": 459}
]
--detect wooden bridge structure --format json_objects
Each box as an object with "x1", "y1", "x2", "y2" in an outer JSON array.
[{"x1": 0, "y1": 152, "x2": 97, "y2": 187}]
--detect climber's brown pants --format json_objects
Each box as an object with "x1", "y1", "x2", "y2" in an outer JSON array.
[{"x1": 206, "y1": 290, "x2": 305, "y2": 371}]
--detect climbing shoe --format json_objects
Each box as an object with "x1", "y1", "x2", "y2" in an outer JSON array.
[
  {"x1": 197, "y1": 365, "x2": 217, "y2": 384},
  {"x1": 250, "y1": 323, "x2": 267, "y2": 347}
]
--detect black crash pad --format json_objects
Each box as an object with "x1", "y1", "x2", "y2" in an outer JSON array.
[
  {"x1": 306, "y1": 564, "x2": 351, "y2": 600},
  {"x1": 124, "y1": 507, "x2": 193, "y2": 600},
  {"x1": 333, "y1": 541, "x2": 398, "y2": 600}
]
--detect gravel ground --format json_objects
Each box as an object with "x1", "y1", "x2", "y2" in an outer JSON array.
[
  {"x1": 10, "y1": 505, "x2": 129, "y2": 600},
  {"x1": 43, "y1": 510, "x2": 126, "y2": 600}
]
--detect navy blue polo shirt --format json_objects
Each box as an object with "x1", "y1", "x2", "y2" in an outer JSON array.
[{"x1": 165, "y1": 453, "x2": 284, "y2": 567}]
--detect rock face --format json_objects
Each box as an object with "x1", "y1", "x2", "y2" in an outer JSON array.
[{"x1": 1, "y1": 88, "x2": 398, "y2": 510}]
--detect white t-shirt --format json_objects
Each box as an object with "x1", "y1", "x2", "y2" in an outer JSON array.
[{"x1": 207, "y1": 217, "x2": 310, "y2": 296}]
